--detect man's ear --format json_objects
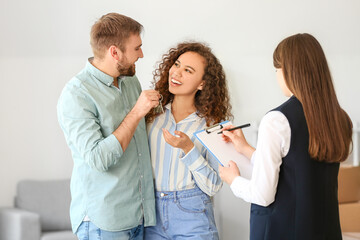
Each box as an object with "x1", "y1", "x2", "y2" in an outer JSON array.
[
  {"x1": 109, "y1": 45, "x2": 122, "y2": 61},
  {"x1": 197, "y1": 81, "x2": 205, "y2": 91}
]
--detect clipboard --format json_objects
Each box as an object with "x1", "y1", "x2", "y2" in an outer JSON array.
[{"x1": 193, "y1": 121, "x2": 252, "y2": 179}]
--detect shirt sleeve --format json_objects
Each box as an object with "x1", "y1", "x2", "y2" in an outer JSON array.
[
  {"x1": 180, "y1": 146, "x2": 223, "y2": 196},
  {"x1": 57, "y1": 84, "x2": 123, "y2": 172},
  {"x1": 230, "y1": 111, "x2": 290, "y2": 206}
]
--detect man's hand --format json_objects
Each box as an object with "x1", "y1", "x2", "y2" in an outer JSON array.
[
  {"x1": 132, "y1": 90, "x2": 161, "y2": 118},
  {"x1": 162, "y1": 129, "x2": 194, "y2": 154},
  {"x1": 219, "y1": 161, "x2": 240, "y2": 185},
  {"x1": 113, "y1": 90, "x2": 160, "y2": 151}
]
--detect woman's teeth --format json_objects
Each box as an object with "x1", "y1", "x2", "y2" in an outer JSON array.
[{"x1": 171, "y1": 79, "x2": 182, "y2": 85}]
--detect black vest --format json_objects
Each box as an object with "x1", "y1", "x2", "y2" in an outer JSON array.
[{"x1": 250, "y1": 96, "x2": 342, "y2": 240}]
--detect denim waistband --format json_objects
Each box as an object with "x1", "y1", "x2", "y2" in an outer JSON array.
[{"x1": 155, "y1": 186, "x2": 205, "y2": 200}]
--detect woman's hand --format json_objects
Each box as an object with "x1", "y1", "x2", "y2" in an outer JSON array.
[
  {"x1": 221, "y1": 125, "x2": 255, "y2": 159},
  {"x1": 162, "y1": 128, "x2": 194, "y2": 154},
  {"x1": 219, "y1": 161, "x2": 240, "y2": 185}
]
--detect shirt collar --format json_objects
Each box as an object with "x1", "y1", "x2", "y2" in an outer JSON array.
[
  {"x1": 86, "y1": 57, "x2": 115, "y2": 87},
  {"x1": 164, "y1": 103, "x2": 200, "y2": 123}
]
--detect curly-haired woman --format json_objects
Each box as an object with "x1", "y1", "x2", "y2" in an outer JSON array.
[{"x1": 144, "y1": 42, "x2": 232, "y2": 239}]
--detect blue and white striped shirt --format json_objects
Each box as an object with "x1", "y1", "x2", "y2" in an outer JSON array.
[{"x1": 147, "y1": 103, "x2": 222, "y2": 196}]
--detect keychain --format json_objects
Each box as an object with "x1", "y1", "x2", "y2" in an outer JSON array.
[{"x1": 154, "y1": 94, "x2": 164, "y2": 114}]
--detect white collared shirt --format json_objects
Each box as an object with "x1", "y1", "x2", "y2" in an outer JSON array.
[{"x1": 230, "y1": 111, "x2": 291, "y2": 206}]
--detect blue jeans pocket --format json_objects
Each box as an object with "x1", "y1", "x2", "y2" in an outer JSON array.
[
  {"x1": 175, "y1": 194, "x2": 206, "y2": 213},
  {"x1": 76, "y1": 221, "x2": 89, "y2": 240}
]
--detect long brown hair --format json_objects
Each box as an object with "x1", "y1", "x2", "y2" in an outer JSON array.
[
  {"x1": 273, "y1": 33, "x2": 352, "y2": 163},
  {"x1": 145, "y1": 42, "x2": 232, "y2": 126}
]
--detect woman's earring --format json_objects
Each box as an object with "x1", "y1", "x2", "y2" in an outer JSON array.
[{"x1": 154, "y1": 94, "x2": 164, "y2": 114}]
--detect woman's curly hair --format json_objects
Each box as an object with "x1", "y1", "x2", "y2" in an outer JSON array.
[{"x1": 145, "y1": 41, "x2": 232, "y2": 126}]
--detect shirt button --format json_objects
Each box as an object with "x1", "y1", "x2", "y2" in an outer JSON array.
[
  {"x1": 138, "y1": 153, "x2": 142, "y2": 157},
  {"x1": 160, "y1": 193, "x2": 165, "y2": 197},
  {"x1": 140, "y1": 175, "x2": 143, "y2": 178}
]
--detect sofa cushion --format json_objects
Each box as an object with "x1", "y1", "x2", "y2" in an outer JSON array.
[{"x1": 15, "y1": 179, "x2": 71, "y2": 231}]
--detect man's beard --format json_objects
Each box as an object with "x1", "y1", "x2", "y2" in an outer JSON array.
[{"x1": 117, "y1": 61, "x2": 136, "y2": 76}]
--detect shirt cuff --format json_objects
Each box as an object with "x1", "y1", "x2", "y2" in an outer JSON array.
[
  {"x1": 180, "y1": 146, "x2": 206, "y2": 171},
  {"x1": 230, "y1": 176, "x2": 251, "y2": 201},
  {"x1": 104, "y1": 134, "x2": 123, "y2": 157}
]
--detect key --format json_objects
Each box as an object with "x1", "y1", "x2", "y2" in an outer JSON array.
[{"x1": 154, "y1": 94, "x2": 164, "y2": 114}]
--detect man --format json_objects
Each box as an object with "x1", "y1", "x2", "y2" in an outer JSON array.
[{"x1": 57, "y1": 13, "x2": 159, "y2": 239}]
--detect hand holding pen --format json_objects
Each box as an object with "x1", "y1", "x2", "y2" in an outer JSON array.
[
  {"x1": 217, "y1": 123, "x2": 250, "y2": 134},
  {"x1": 220, "y1": 123, "x2": 255, "y2": 159}
]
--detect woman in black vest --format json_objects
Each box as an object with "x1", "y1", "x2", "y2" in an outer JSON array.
[{"x1": 219, "y1": 33, "x2": 353, "y2": 240}]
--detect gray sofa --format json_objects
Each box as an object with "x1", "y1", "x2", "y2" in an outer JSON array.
[{"x1": 0, "y1": 179, "x2": 77, "y2": 240}]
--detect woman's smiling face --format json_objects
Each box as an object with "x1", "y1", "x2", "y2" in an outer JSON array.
[{"x1": 168, "y1": 51, "x2": 205, "y2": 97}]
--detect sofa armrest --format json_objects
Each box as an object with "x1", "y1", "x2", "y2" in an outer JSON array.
[{"x1": 0, "y1": 207, "x2": 41, "y2": 240}]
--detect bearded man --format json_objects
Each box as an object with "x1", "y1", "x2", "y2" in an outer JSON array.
[{"x1": 57, "y1": 13, "x2": 159, "y2": 240}]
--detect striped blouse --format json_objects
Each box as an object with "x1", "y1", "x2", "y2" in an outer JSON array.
[{"x1": 147, "y1": 103, "x2": 223, "y2": 196}]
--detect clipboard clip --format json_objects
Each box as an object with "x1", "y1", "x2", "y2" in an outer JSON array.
[{"x1": 205, "y1": 123, "x2": 223, "y2": 134}]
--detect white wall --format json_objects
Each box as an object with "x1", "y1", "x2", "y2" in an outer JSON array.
[{"x1": 1, "y1": 0, "x2": 359, "y2": 239}]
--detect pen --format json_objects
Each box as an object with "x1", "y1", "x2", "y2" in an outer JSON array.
[{"x1": 217, "y1": 123, "x2": 251, "y2": 134}]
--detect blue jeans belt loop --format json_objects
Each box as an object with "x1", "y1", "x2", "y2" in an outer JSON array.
[{"x1": 174, "y1": 191, "x2": 177, "y2": 202}]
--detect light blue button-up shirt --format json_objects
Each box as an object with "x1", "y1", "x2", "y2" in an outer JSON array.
[{"x1": 57, "y1": 58, "x2": 155, "y2": 232}]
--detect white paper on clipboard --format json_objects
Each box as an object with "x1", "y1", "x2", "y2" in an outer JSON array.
[{"x1": 193, "y1": 120, "x2": 252, "y2": 180}]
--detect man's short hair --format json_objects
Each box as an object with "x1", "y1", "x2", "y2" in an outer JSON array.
[{"x1": 90, "y1": 13, "x2": 143, "y2": 59}]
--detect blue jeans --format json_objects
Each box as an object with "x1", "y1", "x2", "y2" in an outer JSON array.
[
  {"x1": 144, "y1": 187, "x2": 219, "y2": 240},
  {"x1": 76, "y1": 221, "x2": 144, "y2": 240}
]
